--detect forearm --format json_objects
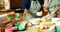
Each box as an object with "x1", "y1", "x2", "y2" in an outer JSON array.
[
  {"x1": 44, "y1": 0, "x2": 48, "y2": 8},
  {"x1": 22, "y1": 0, "x2": 28, "y2": 11},
  {"x1": 54, "y1": 7, "x2": 60, "y2": 13},
  {"x1": 43, "y1": 6, "x2": 49, "y2": 13},
  {"x1": 43, "y1": 5, "x2": 49, "y2": 16},
  {"x1": 43, "y1": 0, "x2": 49, "y2": 12},
  {"x1": 0, "y1": 12, "x2": 15, "y2": 19}
]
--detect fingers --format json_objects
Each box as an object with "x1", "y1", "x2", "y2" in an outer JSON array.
[{"x1": 24, "y1": 9, "x2": 28, "y2": 15}]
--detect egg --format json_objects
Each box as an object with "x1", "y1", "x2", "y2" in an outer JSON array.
[{"x1": 36, "y1": 11, "x2": 43, "y2": 16}]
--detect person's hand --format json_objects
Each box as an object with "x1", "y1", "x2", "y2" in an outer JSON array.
[
  {"x1": 54, "y1": 7, "x2": 60, "y2": 13},
  {"x1": 42, "y1": 5, "x2": 49, "y2": 16},
  {"x1": 7, "y1": 12, "x2": 15, "y2": 16},
  {"x1": 43, "y1": 5, "x2": 48, "y2": 13},
  {"x1": 24, "y1": 9, "x2": 29, "y2": 15}
]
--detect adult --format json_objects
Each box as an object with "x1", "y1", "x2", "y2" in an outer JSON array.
[{"x1": 22, "y1": 0, "x2": 44, "y2": 19}]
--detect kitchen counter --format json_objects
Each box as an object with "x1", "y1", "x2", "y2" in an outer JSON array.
[{"x1": 17, "y1": 25, "x2": 48, "y2": 32}]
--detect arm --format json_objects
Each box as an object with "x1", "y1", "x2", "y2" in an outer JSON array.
[
  {"x1": 22, "y1": 0, "x2": 28, "y2": 11},
  {"x1": 0, "y1": 12, "x2": 15, "y2": 21},
  {"x1": 43, "y1": 0, "x2": 49, "y2": 13},
  {"x1": 51, "y1": 7, "x2": 60, "y2": 15},
  {"x1": 54, "y1": 7, "x2": 60, "y2": 13},
  {"x1": 46, "y1": 7, "x2": 60, "y2": 18},
  {"x1": 0, "y1": 12, "x2": 15, "y2": 28},
  {"x1": 42, "y1": 0, "x2": 49, "y2": 16},
  {"x1": 22, "y1": 0, "x2": 29, "y2": 15}
]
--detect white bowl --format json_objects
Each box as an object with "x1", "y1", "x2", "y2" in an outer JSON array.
[{"x1": 36, "y1": 11, "x2": 43, "y2": 16}]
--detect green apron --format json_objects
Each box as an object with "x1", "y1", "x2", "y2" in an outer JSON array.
[
  {"x1": 45, "y1": 0, "x2": 60, "y2": 17},
  {"x1": 46, "y1": 0, "x2": 60, "y2": 12},
  {"x1": 24, "y1": 0, "x2": 41, "y2": 20},
  {"x1": 29, "y1": 0, "x2": 41, "y2": 18}
]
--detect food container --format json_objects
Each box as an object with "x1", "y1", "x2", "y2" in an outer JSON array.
[
  {"x1": 14, "y1": 21, "x2": 26, "y2": 31},
  {"x1": 56, "y1": 26, "x2": 60, "y2": 32}
]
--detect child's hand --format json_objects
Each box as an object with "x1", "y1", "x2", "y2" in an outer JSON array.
[{"x1": 24, "y1": 9, "x2": 29, "y2": 15}]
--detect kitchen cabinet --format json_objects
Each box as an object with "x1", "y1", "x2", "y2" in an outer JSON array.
[{"x1": 10, "y1": 0, "x2": 23, "y2": 9}]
